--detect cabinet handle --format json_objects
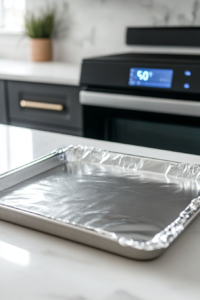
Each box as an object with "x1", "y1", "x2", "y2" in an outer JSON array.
[{"x1": 20, "y1": 100, "x2": 64, "y2": 111}]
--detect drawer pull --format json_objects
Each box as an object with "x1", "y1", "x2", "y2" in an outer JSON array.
[{"x1": 20, "y1": 100, "x2": 64, "y2": 111}]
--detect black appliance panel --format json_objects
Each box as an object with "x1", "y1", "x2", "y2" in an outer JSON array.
[
  {"x1": 126, "y1": 27, "x2": 200, "y2": 47},
  {"x1": 81, "y1": 61, "x2": 199, "y2": 94}
]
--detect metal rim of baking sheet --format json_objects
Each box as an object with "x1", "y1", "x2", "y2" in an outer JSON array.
[{"x1": 0, "y1": 145, "x2": 200, "y2": 261}]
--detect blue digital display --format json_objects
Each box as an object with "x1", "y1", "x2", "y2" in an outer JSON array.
[{"x1": 129, "y1": 68, "x2": 174, "y2": 88}]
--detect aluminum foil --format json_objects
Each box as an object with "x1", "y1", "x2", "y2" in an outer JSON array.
[{"x1": 1, "y1": 145, "x2": 200, "y2": 251}]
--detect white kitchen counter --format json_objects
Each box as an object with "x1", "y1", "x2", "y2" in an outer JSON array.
[
  {"x1": 0, "y1": 59, "x2": 80, "y2": 86},
  {"x1": 0, "y1": 124, "x2": 200, "y2": 300}
]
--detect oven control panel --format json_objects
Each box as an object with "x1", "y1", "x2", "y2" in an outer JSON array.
[
  {"x1": 128, "y1": 66, "x2": 196, "y2": 92},
  {"x1": 80, "y1": 54, "x2": 200, "y2": 95}
]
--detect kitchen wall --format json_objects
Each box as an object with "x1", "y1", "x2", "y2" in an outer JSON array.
[{"x1": 1, "y1": 0, "x2": 200, "y2": 63}]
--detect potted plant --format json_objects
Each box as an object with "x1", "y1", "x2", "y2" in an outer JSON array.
[{"x1": 24, "y1": 8, "x2": 55, "y2": 62}]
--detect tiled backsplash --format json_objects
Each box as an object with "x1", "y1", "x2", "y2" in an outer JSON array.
[{"x1": 1, "y1": 0, "x2": 200, "y2": 63}]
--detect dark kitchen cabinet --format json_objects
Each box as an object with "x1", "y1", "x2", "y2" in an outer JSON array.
[
  {"x1": 0, "y1": 80, "x2": 8, "y2": 124},
  {"x1": 7, "y1": 81, "x2": 82, "y2": 136}
]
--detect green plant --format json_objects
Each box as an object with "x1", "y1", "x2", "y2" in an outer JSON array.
[{"x1": 24, "y1": 8, "x2": 55, "y2": 38}]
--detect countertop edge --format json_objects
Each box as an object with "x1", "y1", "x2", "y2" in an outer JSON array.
[
  {"x1": 0, "y1": 59, "x2": 81, "y2": 86},
  {"x1": 0, "y1": 74, "x2": 80, "y2": 86}
]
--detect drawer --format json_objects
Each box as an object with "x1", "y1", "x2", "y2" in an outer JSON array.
[
  {"x1": 0, "y1": 81, "x2": 8, "y2": 124},
  {"x1": 7, "y1": 81, "x2": 82, "y2": 131}
]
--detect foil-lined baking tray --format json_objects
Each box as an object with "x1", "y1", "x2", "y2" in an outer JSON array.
[{"x1": 0, "y1": 145, "x2": 200, "y2": 260}]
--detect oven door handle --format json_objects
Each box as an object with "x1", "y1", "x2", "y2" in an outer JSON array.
[{"x1": 80, "y1": 91, "x2": 200, "y2": 117}]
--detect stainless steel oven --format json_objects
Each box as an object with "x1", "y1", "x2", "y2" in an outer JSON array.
[{"x1": 80, "y1": 53, "x2": 200, "y2": 155}]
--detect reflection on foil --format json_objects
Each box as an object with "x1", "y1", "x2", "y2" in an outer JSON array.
[{"x1": 0, "y1": 145, "x2": 200, "y2": 251}]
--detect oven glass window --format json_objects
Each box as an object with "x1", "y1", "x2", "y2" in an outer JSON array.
[{"x1": 111, "y1": 118, "x2": 200, "y2": 155}]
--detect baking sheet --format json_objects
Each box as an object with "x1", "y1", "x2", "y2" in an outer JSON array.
[{"x1": 0, "y1": 145, "x2": 200, "y2": 259}]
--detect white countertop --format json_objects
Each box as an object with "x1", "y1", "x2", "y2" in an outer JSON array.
[
  {"x1": 0, "y1": 59, "x2": 81, "y2": 86},
  {"x1": 0, "y1": 124, "x2": 200, "y2": 300}
]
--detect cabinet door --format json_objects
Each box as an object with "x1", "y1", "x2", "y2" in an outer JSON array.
[
  {"x1": 0, "y1": 81, "x2": 8, "y2": 124},
  {"x1": 7, "y1": 81, "x2": 82, "y2": 135}
]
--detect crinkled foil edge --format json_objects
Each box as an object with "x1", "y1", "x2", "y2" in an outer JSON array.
[{"x1": 58, "y1": 145, "x2": 200, "y2": 251}]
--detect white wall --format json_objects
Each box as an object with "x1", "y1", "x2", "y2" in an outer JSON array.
[{"x1": 1, "y1": 0, "x2": 200, "y2": 63}]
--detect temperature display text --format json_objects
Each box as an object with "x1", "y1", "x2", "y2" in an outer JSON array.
[{"x1": 129, "y1": 68, "x2": 174, "y2": 88}]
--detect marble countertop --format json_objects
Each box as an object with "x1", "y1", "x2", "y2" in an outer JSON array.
[
  {"x1": 0, "y1": 59, "x2": 81, "y2": 86},
  {"x1": 0, "y1": 124, "x2": 200, "y2": 300}
]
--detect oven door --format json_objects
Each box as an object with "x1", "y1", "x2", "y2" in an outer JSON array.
[{"x1": 80, "y1": 91, "x2": 200, "y2": 155}]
